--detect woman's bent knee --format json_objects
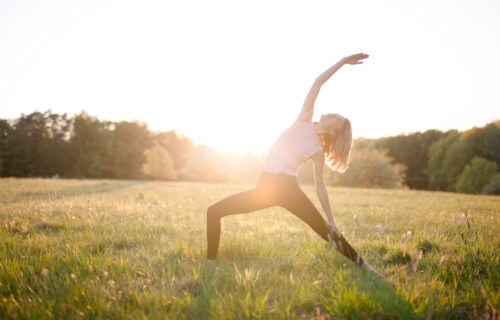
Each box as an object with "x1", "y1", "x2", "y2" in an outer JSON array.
[{"x1": 206, "y1": 204, "x2": 219, "y2": 220}]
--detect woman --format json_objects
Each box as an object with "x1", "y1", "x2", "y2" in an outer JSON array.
[{"x1": 206, "y1": 53, "x2": 377, "y2": 273}]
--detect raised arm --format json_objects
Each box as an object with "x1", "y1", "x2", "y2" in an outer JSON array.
[{"x1": 294, "y1": 53, "x2": 369, "y2": 123}]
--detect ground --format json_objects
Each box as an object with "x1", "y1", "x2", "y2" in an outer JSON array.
[{"x1": 0, "y1": 178, "x2": 498, "y2": 319}]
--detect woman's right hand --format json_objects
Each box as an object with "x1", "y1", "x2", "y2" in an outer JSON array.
[
  {"x1": 327, "y1": 221, "x2": 342, "y2": 237},
  {"x1": 342, "y1": 53, "x2": 369, "y2": 65}
]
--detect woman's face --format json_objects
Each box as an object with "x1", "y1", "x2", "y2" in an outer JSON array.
[{"x1": 320, "y1": 113, "x2": 344, "y2": 133}]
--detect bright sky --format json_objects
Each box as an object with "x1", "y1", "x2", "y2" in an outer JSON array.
[{"x1": 1, "y1": 0, "x2": 499, "y2": 153}]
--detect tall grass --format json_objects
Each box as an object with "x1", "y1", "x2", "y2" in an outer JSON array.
[{"x1": 0, "y1": 178, "x2": 498, "y2": 319}]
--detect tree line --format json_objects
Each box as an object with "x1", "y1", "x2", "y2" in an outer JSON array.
[
  {"x1": 0, "y1": 110, "x2": 499, "y2": 195},
  {"x1": 0, "y1": 111, "x2": 262, "y2": 183}
]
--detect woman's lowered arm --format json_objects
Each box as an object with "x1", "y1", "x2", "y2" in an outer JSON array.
[
  {"x1": 312, "y1": 155, "x2": 342, "y2": 235},
  {"x1": 312, "y1": 154, "x2": 334, "y2": 223},
  {"x1": 295, "y1": 53, "x2": 369, "y2": 123}
]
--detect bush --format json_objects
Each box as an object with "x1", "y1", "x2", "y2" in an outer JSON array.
[
  {"x1": 455, "y1": 157, "x2": 498, "y2": 194},
  {"x1": 327, "y1": 147, "x2": 406, "y2": 188},
  {"x1": 482, "y1": 173, "x2": 500, "y2": 195}
]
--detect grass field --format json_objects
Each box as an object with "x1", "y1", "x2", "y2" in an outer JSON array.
[{"x1": 0, "y1": 178, "x2": 498, "y2": 319}]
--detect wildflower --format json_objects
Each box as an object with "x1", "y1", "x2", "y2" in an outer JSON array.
[
  {"x1": 312, "y1": 280, "x2": 323, "y2": 286},
  {"x1": 413, "y1": 250, "x2": 423, "y2": 273},
  {"x1": 376, "y1": 224, "x2": 384, "y2": 237},
  {"x1": 353, "y1": 215, "x2": 359, "y2": 226}
]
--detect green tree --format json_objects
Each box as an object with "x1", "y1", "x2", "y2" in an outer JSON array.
[
  {"x1": 424, "y1": 131, "x2": 460, "y2": 190},
  {"x1": 1, "y1": 112, "x2": 71, "y2": 177},
  {"x1": 482, "y1": 173, "x2": 500, "y2": 195},
  {"x1": 106, "y1": 121, "x2": 152, "y2": 179},
  {"x1": 69, "y1": 112, "x2": 113, "y2": 178},
  {"x1": 0, "y1": 119, "x2": 12, "y2": 176},
  {"x1": 479, "y1": 122, "x2": 500, "y2": 168},
  {"x1": 142, "y1": 145, "x2": 177, "y2": 180},
  {"x1": 375, "y1": 130, "x2": 443, "y2": 189},
  {"x1": 153, "y1": 130, "x2": 195, "y2": 179},
  {"x1": 455, "y1": 157, "x2": 498, "y2": 194},
  {"x1": 42, "y1": 112, "x2": 72, "y2": 177},
  {"x1": 5, "y1": 112, "x2": 46, "y2": 176},
  {"x1": 441, "y1": 126, "x2": 491, "y2": 191}
]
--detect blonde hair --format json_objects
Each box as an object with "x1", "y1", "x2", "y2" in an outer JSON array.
[{"x1": 320, "y1": 118, "x2": 353, "y2": 173}]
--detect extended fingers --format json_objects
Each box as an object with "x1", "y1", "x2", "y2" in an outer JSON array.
[
  {"x1": 354, "y1": 53, "x2": 369, "y2": 60},
  {"x1": 344, "y1": 53, "x2": 369, "y2": 65}
]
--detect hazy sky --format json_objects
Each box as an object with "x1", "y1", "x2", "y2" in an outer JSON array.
[{"x1": 1, "y1": 0, "x2": 499, "y2": 153}]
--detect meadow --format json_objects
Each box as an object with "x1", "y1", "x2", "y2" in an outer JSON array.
[{"x1": 0, "y1": 178, "x2": 498, "y2": 319}]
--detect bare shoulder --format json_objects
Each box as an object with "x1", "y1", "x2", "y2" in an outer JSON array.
[{"x1": 291, "y1": 117, "x2": 309, "y2": 127}]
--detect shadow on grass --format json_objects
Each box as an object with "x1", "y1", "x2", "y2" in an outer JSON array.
[
  {"x1": 348, "y1": 274, "x2": 418, "y2": 319},
  {"x1": 86, "y1": 239, "x2": 139, "y2": 255},
  {"x1": 316, "y1": 264, "x2": 421, "y2": 320},
  {"x1": 194, "y1": 242, "x2": 420, "y2": 319},
  {"x1": 303, "y1": 246, "x2": 421, "y2": 319},
  {"x1": 4, "y1": 220, "x2": 84, "y2": 236},
  {"x1": 184, "y1": 278, "x2": 213, "y2": 320},
  {"x1": 10, "y1": 180, "x2": 146, "y2": 202}
]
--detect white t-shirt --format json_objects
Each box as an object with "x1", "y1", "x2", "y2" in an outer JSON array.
[{"x1": 262, "y1": 120, "x2": 323, "y2": 176}]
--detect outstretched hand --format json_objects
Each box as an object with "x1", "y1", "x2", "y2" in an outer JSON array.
[
  {"x1": 327, "y1": 221, "x2": 342, "y2": 237},
  {"x1": 342, "y1": 53, "x2": 369, "y2": 65}
]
